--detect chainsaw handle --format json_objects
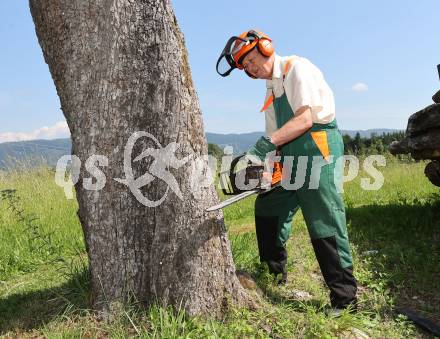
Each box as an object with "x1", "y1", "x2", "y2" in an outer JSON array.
[{"x1": 271, "y1": 162, "x2": 283, "y2": 185}]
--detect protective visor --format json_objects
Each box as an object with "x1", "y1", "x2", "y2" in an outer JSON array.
[{"x1": 216, "y1": 36, "x2": 255, "y2": 77}]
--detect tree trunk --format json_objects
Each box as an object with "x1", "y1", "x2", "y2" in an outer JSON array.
[{"x1": 29, "y1": 0, "x2": 253, "y2": 317}]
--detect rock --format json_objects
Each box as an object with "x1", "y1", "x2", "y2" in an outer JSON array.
[
  {"x1": 361, "y1": 250, "x2": 379, "y2": 256},
  {"x1": 260, "y1": 323, "x2": 272, "y2": 335},
  {"x1": 425, "y1": 161, "x2": 440, "y2": 186},
  {"x1": 236, "y1": 270, "x2": 257, "y2": 290},
  {"x1": 340, "y1": 327, "x2": 371, "y2": 339},
  {"x1": 389, "y1": 139, "x2": 409, "y2": 155},
  {"x1": 311, "y1": 272, "x2": 325, "y2": 283},
  {"x1": 433, "y1": 89, "x2": 440, "y2": 104},
  {"x1": 390, "y1": 104, "x2": 440, "y2": 159},
  {"x1": 288, "y1": 289, "x2": 313, "y2": 301},
  {"x1": 389, "y1": 73, "x2": 440, "y2": 187},
  {"x1": 406, "y1": 104, "x2": 440, "y2": 137}
]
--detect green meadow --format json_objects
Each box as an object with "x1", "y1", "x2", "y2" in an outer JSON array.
[{"x1": 0, "y1": 158, "x2": 439, "y2": 338}]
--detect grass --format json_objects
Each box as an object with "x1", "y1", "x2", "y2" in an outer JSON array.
[{"x1": 0, "y1": 159, "x2": 439, "y2": 337}]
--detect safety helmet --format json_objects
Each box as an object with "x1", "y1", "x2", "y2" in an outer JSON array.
[{"x1": 216, "y1": 30, "x2": 274, "y2": 78}]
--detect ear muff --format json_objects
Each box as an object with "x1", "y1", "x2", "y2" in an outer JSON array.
[
  {"x1": 246, "y1": 30, "x2": 274, "y2": 57},
  {"x1": 258, "y1": 37, "x2": 274, "y2": 56}
]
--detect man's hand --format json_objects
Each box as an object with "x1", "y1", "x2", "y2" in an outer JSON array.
[
  {"x1": 270, "y1": 106, "x2": 313, "y2": 146},
  {"x1": 246, "y1": 136, "x2": 277, "y2": 162},
  {"x1": 261, "y1": 159, "x2": 283, "y2": 188}
]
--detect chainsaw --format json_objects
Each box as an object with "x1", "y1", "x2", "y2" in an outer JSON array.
[{"x1": 206, "y1": 154, "x2": 283, "y2": 212}]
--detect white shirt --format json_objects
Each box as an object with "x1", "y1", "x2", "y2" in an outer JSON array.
[{"x1": 263, "y1": 54, "x2": 336, "y2": 136}]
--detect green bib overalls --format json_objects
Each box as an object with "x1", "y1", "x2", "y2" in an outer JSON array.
[{"x1": 254, "y1": 91, "x2": 357, "y2": 308}]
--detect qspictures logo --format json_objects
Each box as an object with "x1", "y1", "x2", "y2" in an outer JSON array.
[{"x1": 55, "y1": 131, "x2": 386, "y2": 207}]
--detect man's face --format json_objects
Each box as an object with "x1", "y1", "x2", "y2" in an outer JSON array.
[{"x1": 241, "y1": 48, "x2": 274, "y2": 80}]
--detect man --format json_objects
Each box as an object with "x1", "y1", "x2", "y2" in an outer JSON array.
[{"x1": 216, "y1": 30, "x2": 357, "y2": 313}]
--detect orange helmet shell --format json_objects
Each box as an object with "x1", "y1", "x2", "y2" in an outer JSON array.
[{"x1": 232, "y1": 30, "x2": 274, "y2": 69}]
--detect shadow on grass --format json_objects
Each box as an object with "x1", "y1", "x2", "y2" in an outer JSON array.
[
  {"x1": 0, "y1": 267, "x2": 91, "y2": 335},
  {"x1": 346, "y1": 193, "x2": 440, "y2": 322}
]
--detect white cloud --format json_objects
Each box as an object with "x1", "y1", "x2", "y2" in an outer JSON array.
[
  {"x1": 352, "y1": 82, "x2": 369, "y2": 92},
  {"x1": 0, "y1": 121, "x2": 70, "y2": 143}
]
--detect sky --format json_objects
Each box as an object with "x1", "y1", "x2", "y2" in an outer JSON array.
[{"x1": 0, "y1": 1, "x2": 439, "y2": 142}]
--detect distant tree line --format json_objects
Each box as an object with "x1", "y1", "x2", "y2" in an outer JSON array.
[
  {"x1": 342, "y1": 131, "x2": 406, "y2": 156},
  {"x1": 208, "y1": 131, "x2": 408, "y2": 159}
]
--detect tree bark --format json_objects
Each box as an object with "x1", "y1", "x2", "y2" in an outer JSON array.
[{"x1": 29, "y1": 0, "x2": 253, "y2": 317}]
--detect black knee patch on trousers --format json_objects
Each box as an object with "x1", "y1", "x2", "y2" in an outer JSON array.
[
  {"x1": 311, "y1": 236, "x2": 357, "y2": 308},
  {"x1": 255, "y1": 215, "x2": 287, "y2": 275}
]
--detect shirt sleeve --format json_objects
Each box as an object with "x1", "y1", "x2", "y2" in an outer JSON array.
[{"x1": 283, "y1": 58, "x2": 326, "y2": 118}]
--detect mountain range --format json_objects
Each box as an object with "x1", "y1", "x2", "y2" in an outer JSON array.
[{"x1": 0, "y1": 129, "x2": 401, "y2": 169}]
